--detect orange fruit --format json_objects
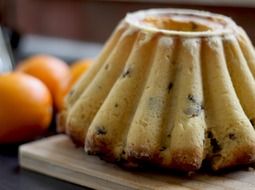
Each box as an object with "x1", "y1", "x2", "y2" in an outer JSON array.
[
  {"x1": 69, "y1": 59, "x2": 93, "y2": 87},
  {"x1": 55, "y1": 59, "x2": 93, "y2": 111},
  {"x1": 16, "y1": 54, "x2": 70, "y2": 108},
  {"x1": 0, "y1": 72, "x2": 53, "y2": 143}
]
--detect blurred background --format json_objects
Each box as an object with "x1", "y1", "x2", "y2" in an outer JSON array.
[{"x1": 0, "y1": 0, "x2": 255, "y2": 63}]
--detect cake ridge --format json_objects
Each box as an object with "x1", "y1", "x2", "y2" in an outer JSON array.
[
  {"x1": 223, "y1": 34, "x2": 255, "y2": 122},
  {"x1": 158, "y1": 37, "x2": 181, "y2": 166},
  {"x1": 85, "y1": 32, "x2": 159, "y2": 161},
  {"x1": 65, "y1": 26, "x2": 138, "y2": 145},
  {"x1": 57, "y1": 24, "x2": 127, "y2": 134},
  {"x1": 125, "y1": 36, "x2": 178, "y2": 165},
  {"x1": 164, "y1": 37, "x2": 205, "y2": 171},
  {"x1": 201, "y1": 36, "x2": 255, "y2": 170},
  {"x1": 65, "y1": 22, "x2": 127, "y2": 109},
  {"x1": 237, "y1": 28, "x2": 255, "y2": 80}
]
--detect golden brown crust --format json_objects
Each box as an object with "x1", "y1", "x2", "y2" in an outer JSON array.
[
  {"x1": 66, "y1": 123, "x2": 85, "y2": 147},
  {"x1": 85, "y1": 133, "x2": 118, "y2": 162},
  {"x1": 212, "y1": 143, "x2": 255, "y2": 171},
  {"x1": 126, "y1": 146, "x2": 162, "y2": 165},
  {"x1": 169, "y1": 148, "x2": 203, "y2": 172},
  {"x1": 57, "y1": 110, "x2": 85, "y2": 147}
]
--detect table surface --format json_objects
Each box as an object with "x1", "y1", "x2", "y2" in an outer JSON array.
[{"x1": 0, "y1": 143, "x2": 90, "y2": 190}]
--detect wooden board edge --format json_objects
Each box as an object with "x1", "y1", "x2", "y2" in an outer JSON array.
[
  {"x1": 19, "y1": 148, "x2": 139, "y2": 190},
  {"x1": 18, "y1": 136, "x2": 193, "y2": 190}
]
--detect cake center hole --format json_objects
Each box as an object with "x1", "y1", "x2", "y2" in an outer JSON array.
[{"x1": 141, "y1": 15, "x2": 225, "y2": 32}]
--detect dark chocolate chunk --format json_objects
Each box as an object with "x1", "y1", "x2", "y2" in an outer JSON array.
[
  {"x1": 207, "y1": 131, "x2": 221, "y2": 153},
  {"x1": 166, "y1": 54, "x2": 171, "y2": 61},
  {"x1": 167, "y1": 82, "x2": 173, "y2": 92},
  {"x1": 114, "y1": 103, "x2": 119, "y2": 108},
  {"x1": 96, "y1": 126, "x2": 107, "y2": 135},
  {"x1": 228, "y1": 133, "x2": 236, "y2": 140},
  {"x1": 122, "y1": 68, "x2": 131, "y2": 78},
  {"x1": 211, "y1": 138, "x2": 221, "y2": 153},
  {"x1": 207, "y1": 131, "x2": 213, "y2": 138},
  {"x1": 187, "y1": 94, "x2": 196, "y2": 104},
  {"x1": 160, "y1": 146, "x2": 166, "y2": 151}
]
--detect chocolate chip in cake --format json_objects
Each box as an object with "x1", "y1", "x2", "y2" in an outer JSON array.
[
  {"x1": 207, "y1": 131, "x2": 221, "y2": 153},
  {"x1": 114, "y1": 103, "x2": 119, "y2": 108},
  {"x1": 96, "y1": 126, "x2": 107, "y2": 135},
  {"x1": 228, "y1": 133, "x2": 236, "y2": 140},
  {"x1": 122, "y1": 68, "x2": 131, "y2": 78},
  {"x1": 166, "y1": 54, "x2": 171, "y2": 61},
  {"x1": 187, "y1": 94, "x2": 196, "y2": 104},
  {"x1": 211, "y1": 138, "x2": 221, "y2": 153},
  {"x1": 207, "y1": 131, "x2": 213, "y2": 138},
  {"x1": 104, "y1": 64, "x2": 109, "y2": 70},
  {"x1": 167, "y1": 82, "x2": 173, "y2": 93},
  {"x1": 160, "y1": 146, "x2": 166, "y2": 151}
]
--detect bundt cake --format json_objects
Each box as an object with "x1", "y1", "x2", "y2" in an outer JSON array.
[{"x1": 58, "y1": 9, "x2": 255, "y2": 172}]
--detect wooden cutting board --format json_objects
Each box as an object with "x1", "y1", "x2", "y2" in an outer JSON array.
[{"x1": 19, "y1": 135, "x2": 255, "y2": 190}]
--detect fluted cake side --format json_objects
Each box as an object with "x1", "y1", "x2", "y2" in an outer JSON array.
[{"x1": 58, "y1": 9, "x2": 255, "y2": 171}]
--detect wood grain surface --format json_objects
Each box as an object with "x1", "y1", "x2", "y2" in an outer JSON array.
[{"x1": 19, "y1": 135, "x2": 255, "y2": 190}]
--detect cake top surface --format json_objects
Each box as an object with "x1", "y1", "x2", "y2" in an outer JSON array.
[{"x1": 125, "y1": 9, "x2": 237, "y2": 37}]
